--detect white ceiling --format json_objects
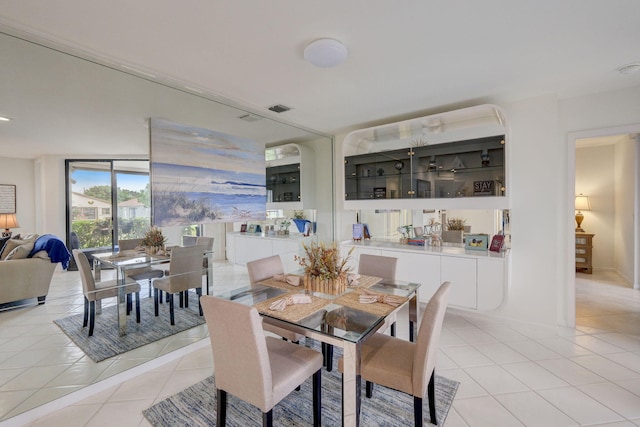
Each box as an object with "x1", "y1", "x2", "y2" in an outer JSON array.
[{"x1": 1, "y1": 0, "x2": 640, "y2": 158}]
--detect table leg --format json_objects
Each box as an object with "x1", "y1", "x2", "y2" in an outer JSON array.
[
  {"x1": 117, "y1": 267, "x2": 127, "y2": 336},
  {"x1": 341, "y1": 341, "x2": 361, "y2": 427}
]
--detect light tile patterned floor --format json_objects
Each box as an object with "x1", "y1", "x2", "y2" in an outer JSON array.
[{"x1": 1, "y1": 267, "x2": 640, "y2": 426}]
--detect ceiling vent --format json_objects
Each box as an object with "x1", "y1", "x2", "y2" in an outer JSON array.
[
  {"x1": 268, "y1": 104, "x2": 291, "y2": 113},
  {"x1": 237, "y1": 113, "x2": 261, "y2": 122}
]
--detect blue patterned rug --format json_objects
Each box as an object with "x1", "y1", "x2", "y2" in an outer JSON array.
[
  {"x1": 54, "y1": 291, "x2": 205, "y2": 362},
  {"x1": 143, "y1": 339, "x2": 458, "y2": 426}
]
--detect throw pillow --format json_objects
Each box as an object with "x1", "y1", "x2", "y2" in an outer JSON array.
[
  {"x1": 0, "y1": 234, "x2": 38, "y2": 260},
  {"x1": 0, "y1": 236, "x2": 10, "y2": 255},
  {"x1": 5, "y1": 240, "x2": 36, "y2": 260}
]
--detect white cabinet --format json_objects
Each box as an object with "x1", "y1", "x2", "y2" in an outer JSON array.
[
  {"x1": 441, "y1": 256, "x2": 477, "y2": 309},
  {"x1": 341, "y1": 240, "x2": 507, "y2": 311},
  {"x1": 226, "y1": 232, "x2": 316, "y2": 268}
]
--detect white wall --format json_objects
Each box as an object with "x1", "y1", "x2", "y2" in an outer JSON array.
[
  {"x1": 614, "y1": 138, "x2": 636, "y2": 283},
  {"x1": 0, "y1": 157, "x2": 35, "y2": 235}
]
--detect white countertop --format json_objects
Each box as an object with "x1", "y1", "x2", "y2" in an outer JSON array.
[
  {"x1": 228, "y1": 232, "x2": 316, "y2": 241},
  {"x1": 341, "y1": 239, "x2": 509, "y2": 259}
]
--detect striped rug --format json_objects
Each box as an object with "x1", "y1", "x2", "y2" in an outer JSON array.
[
  {"x1": 54, "y1": 291, "x2": 205, "y2": 362},
  {"x1": 143, "y1": 339, "x2": 458, "y2": 426}
]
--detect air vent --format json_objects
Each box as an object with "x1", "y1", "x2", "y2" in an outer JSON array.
[
  {"x1": 268, "y1": 104, "x2": 291, "y2": 113},
  {"x1": 238, "y1": 113, "x2": 261, "y2": 122}
]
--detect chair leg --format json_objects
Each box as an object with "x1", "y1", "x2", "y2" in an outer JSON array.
[
  {"x1": 366, "y1": 380, "x2": 374, "y2": 398},
  {"x1": 409, "y1": 320, "x2": 415, "y2": 342},
  {"x1": 83, "y1": 297, "x2": 89, "y2": 327},
  {"x1": 390, "y1": 321, "x2": 396, "y2": 337},
  {"x1": 216, "y1": 389, "x2": 227, "y2": 427},
  {"x1": 154, "y1": 288, "x2": 159, "y2": 316},
  {"x1": 313, "y1": 369, "x2": 321, "y2": 427},
  {"x1": 184, "y1": 290, "x2": 189, "y2": 308},
  {"x1": 135, "y1": 291, "x2": 141, "y2": 323},
  {"x1": 196, "y1": 287, "x2": 203, "y2": 316},
  {"x1": 169, "y1": 293, "x2": 175, "y2": 325},
  {"x1": 414, "y1": 396, "x2": 424, "y2": 427},
  {"x1": 126, "y1": 293, "x2": 132, "y2": 315},
  {"x1": 179, "y1": 291, "x2": 184, "y2": 308},
  {"x1": 428, "y1": 370, "x2": 437, "y2": 425},
  {"x1": 325, "y1": 344, "x2": 333, "y2": 371},
  {"x1": 88, "y1": 300, "x2": 95, "y2": 336},
  {"x1": 262, "y1": 410, "x2": 273, "y2": 427},
  {"x1": 148, "y1": 279, "x2": 152, "y2": 298}
]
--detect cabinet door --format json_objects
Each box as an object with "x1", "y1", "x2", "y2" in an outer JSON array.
[
  {"x1": 245, "y1": 238, "x2": 274, "y2": 264},
  {"x1": 343, "y1": 246, "x2": 383, "y2": 273},
  {"x1": 273, "y1": 239, "x2": 302, "y2": 272},
  {"x1": 477, "y1": 258, "x2": 505, "y2": 310},
  {"x1": 440, "y1": 256, "x2": 477, "y2": 309}
]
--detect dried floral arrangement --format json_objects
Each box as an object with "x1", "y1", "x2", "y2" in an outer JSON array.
[
  {"x1": 141, "y1": 226, "x2": 167, "y2": 248},
  {"x1": 447, "y1": 217, "x2": 466, "y2": 231},
  {"x1": 295, "y1": 242, "x2": 353, "y2": 280},
  {"x1": 293, "y1": 210, "x2": 306, "y2": 219}
]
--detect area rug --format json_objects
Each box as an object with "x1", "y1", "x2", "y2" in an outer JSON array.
[
  {"x1": 143, "y1": 340, "x2": 459, "y2": 426},
  {"x1": 54, "y1": 291, "x2": 205, "y2": 362}
]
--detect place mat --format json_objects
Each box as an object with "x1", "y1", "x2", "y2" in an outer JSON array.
[
  {"x1": 254, "y1": 292, "x2": 332, "y2": 323},
  {"x1": 259, "y1": 275, "x2": 304, "y2": 291},
  {"x1": 351, "y1": 274, "x2": 382, "y2": 289},
  {"x1": 334, "y1": 290, "x2": 407, "y2": 317}
]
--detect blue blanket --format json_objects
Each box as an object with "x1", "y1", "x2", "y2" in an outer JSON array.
[{"x1": 29, "y1": 234, "x2": 71, "y2": 270}]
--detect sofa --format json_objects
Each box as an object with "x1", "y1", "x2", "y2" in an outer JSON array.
[{"x1": 0, "y1": 234, "x2": 70, "y2": 305}]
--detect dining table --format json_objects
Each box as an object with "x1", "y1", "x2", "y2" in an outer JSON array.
[
  {"x1": 212, "y1": 273, "x2": 420, "y2": 427},
  {"x1": 92, "y1": 248, "x2": 213, "y2": 336}
]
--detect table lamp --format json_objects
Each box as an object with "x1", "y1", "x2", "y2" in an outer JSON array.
[
  {"x1": 0, "y1": 213, "x2": 19, "y2": 238},
  {"x1": 575, "y1": 194, "x2": 591, "y2": 232}
]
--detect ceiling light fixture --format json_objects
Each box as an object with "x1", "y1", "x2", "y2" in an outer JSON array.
[
  {"x1": 617, "y1": 62, "x2": 640, "y2": 75},
  {"x1": 0, "y1": 116, "x2": 12, "y2": 122},
  {"x1": 304, "y1": 38, "x2": 348, "y2": 68}
]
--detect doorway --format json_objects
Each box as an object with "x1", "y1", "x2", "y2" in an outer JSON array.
[{"x1": 568, "y1": 127, "x2": 640, "y2": 331}]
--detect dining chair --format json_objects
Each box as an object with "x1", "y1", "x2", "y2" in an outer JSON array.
[
  {"x1": 72, "y1": 249, "x2": 141, "y2": 337},
  {"x1": 195, "y1": 236, "x2": 214, "y2": 294},
  {"x1": 246, "y1": 255, "x2": 305, "y2": 343},
  {"x1": 201, "y1": 295, "x2": 322, "y2": 427},
  {"x1": 152, "y1": 245, "x2": 205, "y2": 325},
  {"x1": 358, "y1": 253, "x2": 399, "y2": 336},
  {"x1": 118, "y1": 238, "x2": 164, "y2": 297},
  {"x1": 339, "y1": 281, "x2": 451, "y2": 426}
]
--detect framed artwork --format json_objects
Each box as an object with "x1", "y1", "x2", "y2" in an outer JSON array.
[
  {"x1": 0, "y1": 184, "x2": 16, "y2": 214},
  {"x1": 489, "y1": 234, "x2": 505, "y2": 252},
  {"x1": 240, "y1": 224, "x2": 247, "y2": 233}
]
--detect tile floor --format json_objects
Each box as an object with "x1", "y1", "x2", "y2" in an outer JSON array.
[{"x1": 2, "y1": 266, "x2": 640, "y2": 426}]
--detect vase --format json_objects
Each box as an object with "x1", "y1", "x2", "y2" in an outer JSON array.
[
  {"x1": 293, "y1": 219, "x2": 310, "y2": 233},
  {"x1": 304, "y1": 274, "x2": 347, "y2": 295}
]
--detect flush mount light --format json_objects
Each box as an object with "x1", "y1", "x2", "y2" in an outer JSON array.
[
  {"x1": 304, "y1": 38, "x2": 348, "y2": 68},
  {"x1": 617, "y1": 62, "x2": 640, "y2": 75},
  {"x1": 0, "y1": 116, "x2": 12, "y2": 122}
]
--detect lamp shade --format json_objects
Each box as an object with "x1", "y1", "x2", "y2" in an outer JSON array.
[
  {"x1": 575, "y1": 194, "x2": 591, "y2": 211},
  {"x1": 304, "y1": 38, "x2": 348, "y2": 68},
  {"x1": 0, "y1": 213, "x2": 19, "y2": 229}
]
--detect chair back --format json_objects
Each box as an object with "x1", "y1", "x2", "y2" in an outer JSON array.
[
  {"x1": 201, "y1": 295, "x2": 273, "y2": 411},
  {"x1": 413, "y1": 281, "x2": 451, "y2": 397},
  {"x1": 164, "y1": 245, "x2": 205, "y2": 293},
  {"x1": 358, "y1": 254, "x2": 398, "y2": 281},
  {"x1": 195, "y1": 236, "x2": 214, "y2": 251},
  {"x1": 118, "y1": 238, "x2": 142, "y2": 251},
  {"x1": 246, "y1": 255, "x2": 284, "y2": 285},
  {"x1": 72, "y1": 249, "x2": 97, "y2": 296}
]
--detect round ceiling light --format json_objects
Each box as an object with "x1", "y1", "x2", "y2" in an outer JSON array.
[
  {"x1": 617, "y1": 62, "x2": 640, "y2": 75},
  {"x1": 304, "y1": 38, "x2": 348, "y2": 68}
]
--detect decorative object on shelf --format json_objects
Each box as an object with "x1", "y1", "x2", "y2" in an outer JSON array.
[
  {"x1": 397, "y1": 224, "x2": 413, "y2": 244},
  {"x1": 295, "y1": 242, "x2": 353, "y2": 295},
  {"x1": 465, "y1": 234, "x2": 489, "y2": 251},
  {"x1": 427, "y1": 156, "x2": 437, "y2": 171},
  {"x1": 293, "y1": 210, "x2": 306, "y2": 220},
  {"x1": 425, "y1": 218, "x2": 442, "y2": 247},
  {"x1": 446, "y1": 217, "x2": 466, "y2": 231},
  {"x1": 443, "y1": 216, "x2": 465, "y2": 244},
  {"x1": 481, "y1": 149, "x2": 490, "y2": 167},
  {"x1": 141, "y1": 226, "x2": 167, "y2": 254},
  {"x1": 575, "y1": 194, "x2": 591, "y2": 232},
  {"x1": 240, "y1": 223, "x2": 247, "y2": 233},
  {"x1": 293, "y1": 218, "x2": 310, "y2": 233},
  {"x1": 0, "y1": 213, "x2": 19, "y2": 238},
  {"x1": 473, "y1": 180, "x2": 495, "y2": 196},
  {"x1": 373, "y1": 187, "x2": 386, "y2": 199},
  {"x1": 278, "y1": 218, "x2": 291, "y2": 235},
  {"x1": 489, "y1": 234, "x2": 505, "y2": 252},
  {"x1": 377, "y1": 168, "x2": 385, "y2": 176},
  {"x1": 394, "y1": 161, "x2": 404, "y2": 171}
]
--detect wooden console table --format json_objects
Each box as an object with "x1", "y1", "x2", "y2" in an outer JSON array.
[{"x1": 575, "y1": 233, "x2": 594, "y2": 274}]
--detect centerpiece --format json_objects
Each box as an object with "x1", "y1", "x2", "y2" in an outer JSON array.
[
  {"x1": 141, "y1": 226, "x2": 167, "y2": 255},
  {"x1": 295, "y1": 242, "x2": 353, "y2": 295}
]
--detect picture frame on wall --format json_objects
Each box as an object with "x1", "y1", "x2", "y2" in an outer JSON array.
[{"x1": 0, "y1": 184, "x2": 16, "y2": 214}]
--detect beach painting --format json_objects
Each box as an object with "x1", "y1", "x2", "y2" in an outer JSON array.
[{"x1": 149, "y1": 118, "x2": 266, "y2": 227}]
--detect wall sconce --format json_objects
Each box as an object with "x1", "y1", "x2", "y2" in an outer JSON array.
[
  {"x1": 574, "y1": 194, "x2": 591, "y2": 232},
  {"x1": 0, "y1": 213, "x2": 19, "y2": 238}
]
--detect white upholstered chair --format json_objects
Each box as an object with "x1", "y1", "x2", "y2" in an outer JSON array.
[
  {"x1": 201, "y1": 295, "x2": 322, "y2": 427},
  {"x1": 72, "y1": 249, "x2": 141, "y2": 336},
  {"x1": 246, "y1": 255, "x2": 305, "y2": 343},
  {"x1": 152, "y1": 245, "x2": 204, "y2": 325},
  {"x1": 195, "y1": 236, "x2": 214, "y2": 293},
  {"x1": 339, "y1": 281, "x2": 451, "y2": 426},
  {"x1": 358, "y1": 253, "x2": 399, "y2": 335},
  {"x1": 118, "y1": 238, "x2": 164, "y2": 297}
]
